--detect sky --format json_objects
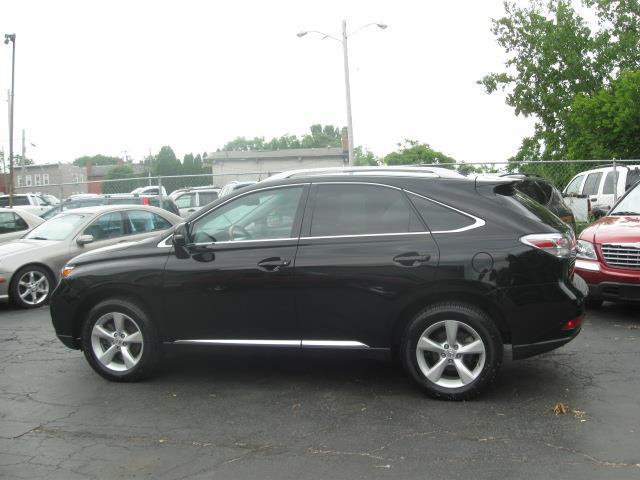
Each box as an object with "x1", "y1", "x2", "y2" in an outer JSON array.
[{"x1": 0, "y1": 0, "x2": 536, "y2": 166}]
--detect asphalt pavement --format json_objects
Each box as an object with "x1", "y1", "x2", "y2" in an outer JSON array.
[{"x1": 0, "y1": 302, "x2": 638, "y2": 479}]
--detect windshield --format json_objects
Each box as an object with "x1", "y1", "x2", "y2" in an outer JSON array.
[
  {"x1": 610, "y1": 182, "x2": 640, "y2": 215},
  {"x1": 25, "y1": 213, "x2": 86, "y2": 241}
]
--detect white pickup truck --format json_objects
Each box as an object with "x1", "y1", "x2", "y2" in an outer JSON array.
[{"x1": 0, "y1": 194, "x2": 52, "y2": 216}]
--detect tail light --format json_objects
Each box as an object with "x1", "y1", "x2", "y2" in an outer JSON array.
[
  {"x1": 520, "y1": 233, "x2": 575, "y2": 258},
  {"x1": 142, "y1": 197, "x2": 149, "y2": 205},
  {"x1": 562, "y1": 315, "x2": 584, "y2": 330},
  {"x1": 587, "y1": 198, "x2": 591, "y2": 215}
]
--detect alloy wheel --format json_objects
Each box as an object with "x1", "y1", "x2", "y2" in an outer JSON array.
[
  {"x1": 17, "y1": 270, "x2": 50, "y2": 306},
  {"x1": 415, "y1": 320, "x2": 486, "y2": 389},
  {"x1": 91, "y1": 312, "x2": 144, "y2": 372}
]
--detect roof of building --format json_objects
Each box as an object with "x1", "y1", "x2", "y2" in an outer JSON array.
[
  {"x1": 206, "y1": 147, "x2": 347, "y2": 162},
  {"x1": 14, "y1": 162, "x2": 83, "y2": 170}
]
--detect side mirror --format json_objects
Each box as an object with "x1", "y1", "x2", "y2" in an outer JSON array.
[
  {"x1": 591, "y1": 207, "x2": 608, "y2": 220},
  {"x1": 76, "y1": 234, "x2": 94, "y2": 246},
  {"x1": 172, "y1": 223, "x2": 190, "y2": 259}
]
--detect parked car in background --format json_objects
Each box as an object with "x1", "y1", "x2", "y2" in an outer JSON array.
[
  {"x1": 502, "y1": 173, "x2": 576, "y2": 230},
  {"x1": 0, "y1": 205, "x2": 181, "y2": 309},
  {"x1": 575, "y1": 179, "x2": 640, "y2": 307},
  {"x1": 0, "y1": 194, "x2": 51, "y2": 216},
  {"x1": 564, "y1": 164, "x2": 640, "y2": 212},
  {"x1": 40, "y1": 194, "x2": 180, "y2": 220},
  {"x1": 172, "y1": 187, "x2": 220, "y2": 217},
  {"x1": 218, "y1": 180, "x2": 257, "y2": 198},
  {"x1": 39, "y1": 194, "x2": 60, "y2": 206},
  {"x1": 0, "y1": 208, "x2": 44, "y2": 244},
  {"x1": 169, "y1": 185, "x2": 218, "y2": 200},
  {"x1": 51, "y1": 167, "x2": 585, "y2": 400},
  {"x1": 131, "y1": 185, "x2": 167, "y2": 196}
]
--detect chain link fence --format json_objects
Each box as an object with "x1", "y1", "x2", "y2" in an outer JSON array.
[{"x1": 10, "y1": 159, "x2": 640, "y2": 204}]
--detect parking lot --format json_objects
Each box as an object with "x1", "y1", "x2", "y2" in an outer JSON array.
[{"x1": 0, "y1": 304, "x2": 638, "y2": 479}]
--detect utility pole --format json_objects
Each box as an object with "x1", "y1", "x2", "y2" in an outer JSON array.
[
  {"x1": 21, "y1": 128, "x2": 25, "y2": 172},
  {"x1": 4, "y1": 34, "x2": 16, "y2": 207},
  {"x1": 342, "y1": 20, "x2": 355, "y2": 166}
]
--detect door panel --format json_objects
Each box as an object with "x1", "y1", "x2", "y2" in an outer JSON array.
[
  {"x1": 294, "y1": 183, "x2": 439, "y2": 348},
  {"x1": 162, "y1": 184, "x2": 308, "y2": 341}
]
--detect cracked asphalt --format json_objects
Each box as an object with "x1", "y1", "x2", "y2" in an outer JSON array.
[{"x1": 0, "y1": 303, "x2": 638, "y2": 479}]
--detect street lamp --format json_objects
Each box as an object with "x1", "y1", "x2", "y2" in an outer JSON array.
[
  {"x1": 297, "y1": 21, "x2": 387, "y2": 166},
  {"x1": 4, "y1": 33, "x2": 16, "y2": 207}
]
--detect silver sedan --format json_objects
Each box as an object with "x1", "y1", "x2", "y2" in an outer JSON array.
[
  {"x1": 0, "y1": 208, "x2": 44, "y2": 245},
  {"x1": 0, "y1": 205, "x2": 181, "y2": 308}
]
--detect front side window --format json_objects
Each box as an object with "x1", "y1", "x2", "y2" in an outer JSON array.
[
  {"x1": 126, "y1": 210, "x2": 172, "y2": 234},
  {"x1": 26, "y1": 213, "x2": 86, "y2": 241},
  {"x1": 582, "y1": 172, "x2": 603, "y2": 196},
  {"x1": 310, "y1": 184, "x2": 423, "y2": 237},
  {"x1": 191, "y1": 186, "x2": 303, "y2": 243},
  {"x1": 0, "y1": 212, "x2": 28, "y2": 234},
  {"x1": 83, "y1": 212, "x2": 124, "y2": 241},
  {"x1": 565, "y1": 175, "x2": 584, "y2": 195},
  {"x1": 610, "y1": 182, "x2": 640, "y2": 215}
]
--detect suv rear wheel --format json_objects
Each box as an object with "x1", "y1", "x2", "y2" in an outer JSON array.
[
  {"x1": 402, "y1": 302, "x2": 503, "y2": 400},
  {"x1": 81, "y1": 298, "x2": 160, "y2": 382}
]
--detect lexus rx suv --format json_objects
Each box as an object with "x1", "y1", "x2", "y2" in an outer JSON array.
[
  {"x1": 575, "y1": 179, "x2": 640, "y2": 307},
  {"x1": 50, "y1": 167, "x2": 585, "y2": 400}
]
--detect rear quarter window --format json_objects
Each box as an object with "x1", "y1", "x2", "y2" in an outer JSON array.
[{"x1": 407, "y1": 193, "x2": 475, "y2": 232}]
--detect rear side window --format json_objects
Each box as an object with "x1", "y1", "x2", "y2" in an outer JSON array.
[
  {"x1": 0, "y1": 212, "x2": 28, "y2": 233},
  {"x1": 0, "y1": 196, "x2": 29, "y2": 206},
  {"x1": 582, "y1": 172, "x2": 603, "y2": 196},
  {"x1": 83, "y1": 212, "x2": 125, "y2": 240},
  {"x1": 408, "y1": 193, "x2": 475, "y2": 232},
  {"x1": 175, "y1": 193, "x2": 196, "y2": 208},
  {"x1": 126, "y1": 210, "x2": 172, "y2": 234},
  {"x1": 310, "y1": 184, "x2": 424, "y2": 236},
  {"x1": 198, "y1": 191, "x2": 218, "y2": 205},
  {"x1": 565, "y1": 175, "x2": 584, "y2": 195},
  {"x1": 603, "y1": 171, "x2": 619, "y2": 194}
]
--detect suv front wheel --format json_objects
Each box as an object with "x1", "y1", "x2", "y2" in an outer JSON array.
[
  {"x1": 81, "y1": 298, "x2": 160, "y2": 382},
  {"x1": 402, "y1": 302, "x2": 503, "y2": 400}
]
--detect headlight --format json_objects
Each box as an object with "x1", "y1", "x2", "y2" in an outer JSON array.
[{"x1": 576, "y1": 240, "x2": 597, "y2": 260}]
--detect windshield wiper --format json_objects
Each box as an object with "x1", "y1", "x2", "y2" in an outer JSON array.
[{"x1": 611, "y1": 211, "x2": 640, "y2": 216}]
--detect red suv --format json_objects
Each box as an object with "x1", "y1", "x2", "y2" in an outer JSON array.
[{"x1": 576, "y1": 180, "x2": 640, "y2": 307}]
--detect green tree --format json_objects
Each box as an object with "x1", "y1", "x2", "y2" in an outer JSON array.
[
  {"x1": 13, "y1": 155, "x2": 34, "y2": 166},
  {"x1": 222, "y1": 124, "x2": 343, "y2": 151},
  {"x1": 103, "y1": 165, "x2": 145, "y2": 193},
  {"x1": 566, "y1": 70, "x2": 640, "y2": 160},
  {"x1": 383, "y1": 140, "x2": 456, "y2": 168},
  {"x1": 153, "y1": 146, "x2": 180, "y2": 176},
  {"x1": 353, "y1": 146, "x2": 379, "y2": 166},
  {"x1": 73, "y1": 154, "x2": 121, "y2": 167},
  {"x1": 480, "y1": 1, "x2": 607, "y2": 160}
]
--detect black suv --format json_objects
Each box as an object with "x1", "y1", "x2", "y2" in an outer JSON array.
[
  {"x1": 41, "y1": 194, "x2": 180, "y2": 220},
  {"x1": 50, "y1": 167, "x2": 585, "y2": 400}
]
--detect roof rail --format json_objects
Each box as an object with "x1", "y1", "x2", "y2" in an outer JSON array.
[{"x1": 264, "y1": 166, "x2": 464, "y2": 182}]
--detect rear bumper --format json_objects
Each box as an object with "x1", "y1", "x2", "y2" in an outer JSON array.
[
  {"x1": 512, "y1": 328, "x2": 581, "y2": 359},
  {"x1": 588, "y1": 282, "x2": 640, "y2": 304}
]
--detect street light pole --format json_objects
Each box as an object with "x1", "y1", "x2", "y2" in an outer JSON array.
[
  {"x1": 341, "y1": 21, "x2": 355, "y2": 166},
  {"x1": 297, "y1": 22, "x2": 387, "y2": 166},
  {"x1": 4, "y1": 34, "x2": 16, "y2": 207}
]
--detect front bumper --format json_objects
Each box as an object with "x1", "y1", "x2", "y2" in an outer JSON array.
[{"x1": 576, "y1": 258, "x2": 640, "y2": 303}]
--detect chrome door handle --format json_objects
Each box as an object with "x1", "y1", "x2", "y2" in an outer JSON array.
[
  {"x1": 257, "y1": 257, "x2": 291, "y2": 272},
  {"x1": 393, "y1": 252, "x2": 431, "y2": 267}
]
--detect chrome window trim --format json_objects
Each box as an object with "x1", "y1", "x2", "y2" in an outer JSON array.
[
  {"x1": 157, "y1": 234, "x2": 299, "y2": 248},
  {"x1": 301, "y1": 231, "x2": 431, "y2": 241},
  {"x1": 405, "y1": 190, "x2": 486, "y2": 233},
  {"x1": 172, "y1": 339, "x2": 370, "y2": 348}
]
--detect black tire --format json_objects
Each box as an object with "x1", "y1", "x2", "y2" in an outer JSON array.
[
  {"x1": 401, "y1": 302, "x2": 503, "y2": 400},
  {"x1": 585, "y1": 297, "x2": 603, "y2": 309},
  {"x1": 10, "y1": 265, "x2": 54, "y2": 309},
  {"x1": 81, "y1": 298, "x2": 160, "y2": 382}
]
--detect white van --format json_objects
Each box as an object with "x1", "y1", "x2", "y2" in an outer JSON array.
[{"x1": 563, "y1": 164, "x2": 640, "y2": 211}]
